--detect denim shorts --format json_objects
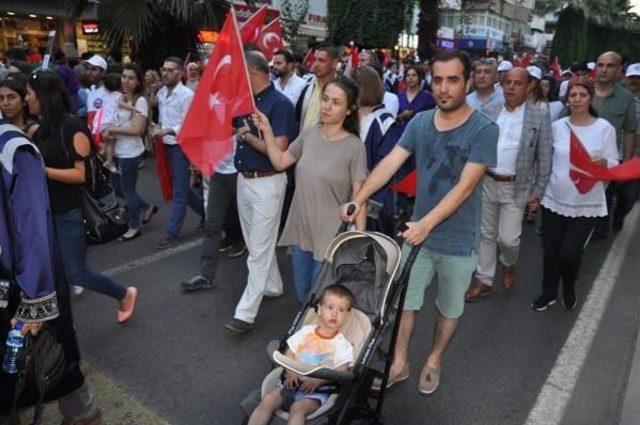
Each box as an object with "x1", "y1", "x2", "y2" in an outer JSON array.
[
  {"x1": 278, "y1": 382, "x2": 330, "y2": 407},
  {"x1": 401, "y1": 244, "x2": 477, "y2": 319}
]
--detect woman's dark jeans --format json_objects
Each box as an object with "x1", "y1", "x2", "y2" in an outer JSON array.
[
  {"x1": 112, "y1": 155, "x2": 151, "y2": 229},
  {"x1": 54, "y1": 208, "x2": 127, "y2": 301}
]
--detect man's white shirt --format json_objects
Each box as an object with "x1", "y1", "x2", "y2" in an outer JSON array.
[
  {"x1": 156, "y1": 82, "x2": 194, "y2": 145},
  {"x1": 275, "y1": 73, "x2": 307, "y2": 106}
]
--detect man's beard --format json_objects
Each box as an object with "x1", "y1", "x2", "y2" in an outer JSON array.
[{"x1": 436, "y1": 96, "x2": 466, "y2": 112}]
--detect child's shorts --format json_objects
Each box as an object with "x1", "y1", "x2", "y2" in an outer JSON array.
[{"x1": 278, "y1": 382, "x2": 330, "y2": 409}]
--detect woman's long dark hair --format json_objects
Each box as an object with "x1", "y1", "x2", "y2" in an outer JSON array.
[
  {"x1": 325, "y1": 76, "x2": 360, "y2": 138},
  {"x1": 29, "y1": 70, "x2": 71, "y2": 144}
]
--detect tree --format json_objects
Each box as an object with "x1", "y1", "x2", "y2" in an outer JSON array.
[
  {"x1": 328, "y1": 0, "x2": 408, "y2": 48},
  {"x1": 417, "y1": 0, "x2": 440, "y2": 61},
  {"x1": 551, "y1": 5, "x2": 588, "y2": 64},
  {"x1": 65, "y1": 0, "x2": 233, "y2": 70},
  {"x1": 280, "y1": 0, "x2": 310, "y2": 40}
]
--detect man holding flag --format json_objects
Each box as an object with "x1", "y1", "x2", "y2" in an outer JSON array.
[{"x1": 225, "y1": 52, "x2": 297, "y2": 333}]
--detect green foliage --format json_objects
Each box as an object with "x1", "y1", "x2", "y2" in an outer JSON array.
[
  {"x1": 65, "y1": 0, "x2": 230, "y2": 70},
  {"x1": 281, "y1": 0, "x2": 310, "y2": 39},
  {"x1": 552, "y1": 4, "x2": 640, "y2": 65},
  {"x1": 328, "y1": 0, "x2": 408, "y2": 48},
  {"x1": 417, "y1": 0, "x2": 439, "y2": 61},
  {"x1": 551, "y1": 6, "x2": 587, "y2": 64}
]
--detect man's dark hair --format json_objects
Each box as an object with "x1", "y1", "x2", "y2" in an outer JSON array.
[
  {"x1": 315, "y1": 43, "x2": 340, "y2": 61},
  {"x1": 164, "y1": 56, "x2": 184, "y2": 71},
  {"x1": 245, "y1": 51, "x2": 270, "y2": 75},
  {"x1": 274, "y1": 50, "x2": 295, "y2": 64},
  {"x1": 318, "y1": 283, "x2": 356, "y2": 310},
  {"x1": 431, "y1": 49, "x2": 472, "y2": 82}
]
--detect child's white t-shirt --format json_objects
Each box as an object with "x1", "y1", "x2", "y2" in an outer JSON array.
[
  {"x1": 287, "y1": 325, "x2": 354, "y2": 368},
  {"x1": 114, "y1": 96, "x2": 148, "y2": 159},
  {"x1": 94, "y1": 91, "x2": 121, "y2": 131}
]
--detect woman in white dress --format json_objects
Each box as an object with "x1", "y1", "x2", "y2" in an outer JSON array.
[{"x1": 532, "y1": 76, "x2": 619, "y2": 312}]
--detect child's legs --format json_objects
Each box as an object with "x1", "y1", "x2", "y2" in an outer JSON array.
[
  {"x1": 248, "y1": 387, "x2": 283, "y2": 425},
  {"x1": 287, "y1": 398, "x2": 321, "y2": 425}
]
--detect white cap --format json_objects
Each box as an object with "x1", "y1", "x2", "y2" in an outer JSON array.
[
  {"x1": 85, "y1": 54, "x2": 107, "y2": 71},
  {"x1": 587, "y1": 61, "x2": 596, "y2": 70},
  {"x1": 561, "y1": 69, "x2": 573, "y2": 77},
  {"x1": 526, "y1": 65, "x2": 542, "y2": 80},
  {"x1": 626, "y1": 63, "x2": 640, "y2": 78},
  {"x1": 497, "y1": 60, "x2": 513, "y2": 72}
]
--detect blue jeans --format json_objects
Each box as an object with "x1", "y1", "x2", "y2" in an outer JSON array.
[
  {"x1": 112, "y1": 155, "x2": 151, "y2": 229},
  {"x1": 54, "y1": 208, "x2": 127, "y2": 301},
  {"x1": 165, "y1": 145, "x2": 204, "y2": 238},
  {"x1": 291, "y1": 246, "x2": 322, "y2": 303}
]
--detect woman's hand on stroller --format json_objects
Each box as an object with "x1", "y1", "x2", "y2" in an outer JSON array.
[
  {"x1": 299, "y1": 377, "x2": 324, "y2": 394},
  {"x1": 284, "y1": 370, "x2": 300, "y2": 389},
  {"x1": 340, "y1": 202, "x2": 360, "y2": 223}
]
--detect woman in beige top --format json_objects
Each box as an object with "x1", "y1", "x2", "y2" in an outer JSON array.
[{"x1": 252, "y1": 76, "x2": 368, "y2": 302}]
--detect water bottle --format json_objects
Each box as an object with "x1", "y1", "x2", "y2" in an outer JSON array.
[{"x1": 2, "y1": 322, "x2": 24, "y2": 374}]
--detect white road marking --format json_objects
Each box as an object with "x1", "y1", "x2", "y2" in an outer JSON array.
[
  {"x1": 525, "y1": 206, "x2": 640, "y2": 425},
  {"x1": 101, "y1": 238, "x2": 203, "y2": 277}
]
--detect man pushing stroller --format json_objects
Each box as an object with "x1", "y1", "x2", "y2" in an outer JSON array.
[{"x1": 248, "y1": 284, "x2": 356, "y2": 425}]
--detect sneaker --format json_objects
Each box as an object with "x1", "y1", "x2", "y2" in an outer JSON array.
[
  {"x1": 73, "y1": 285, "x2": 85, "y2": 296},
  {"x1": 562, "y1": 288, "x2": 577, "y2": 310},
  {"x1": 531, "y1": 295, "x2": 557, "y2": 312},
  {"x1": 182, "y1": 275, "x2": 215, "y2": 292},
  {"x1": 156, "y1": 233, "x2": 178, "y2": 249},
  {"x1": 225, "y1": 318, "x2": 255, "y2": 333},
  {"x1": 227, "y1": 243, "x2": 247, "y2": 259}
]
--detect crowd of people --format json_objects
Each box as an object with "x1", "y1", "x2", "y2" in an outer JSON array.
[{"x1": 0, "y1": 40, "x2": 639, "y2": 424}]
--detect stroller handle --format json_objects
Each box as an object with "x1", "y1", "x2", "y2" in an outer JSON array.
[{"x1": 337, "y1": 203, "x2": 357, "y2": 234}]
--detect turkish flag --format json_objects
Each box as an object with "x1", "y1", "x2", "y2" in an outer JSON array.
[
  {"x1": 256, "y1": 18, "x2": 284, "y2": 61},
  {"x1": 569, "y1": 126, "x2": 640, "y2": 194},
  {"x1": 303, "y1": 49, "x2": 315, "y2": 69},
  {"x1": 178, "y1": 10, "x2": 255, "y2": 177},
  {"x1": 154, "y1": 135, "x2": 173, "y2": 201},
  {"x1": 239, "y1": 5, "x2": 268, "y2": 45},
  {"x1": 551, "y1": 56, "x2": 562, "y2": 79},
  {"x1": 343, "y1": 43, "x2": 358, "y2": 77}
]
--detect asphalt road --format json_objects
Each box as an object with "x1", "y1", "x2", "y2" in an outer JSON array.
[{"x1": 37, "y1": 162, "x2": 640, "y2": 425}]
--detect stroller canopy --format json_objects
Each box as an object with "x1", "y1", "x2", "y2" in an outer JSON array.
[{"x1": 314, "y1": 231, "x2": 402, "y2": 321}]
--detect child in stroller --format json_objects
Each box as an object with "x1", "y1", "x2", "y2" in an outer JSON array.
[{"x1": 248, "y1": 284, "x2": 356, "y2": 425}]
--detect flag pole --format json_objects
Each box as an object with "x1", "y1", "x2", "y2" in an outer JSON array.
[{"x1": 230, "y1": 9, "x2": 261, "y2": 138}]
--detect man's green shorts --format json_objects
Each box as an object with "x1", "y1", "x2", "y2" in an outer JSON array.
[{"x1": 401, "y1": 244, "x2": 477, "y2": 319}]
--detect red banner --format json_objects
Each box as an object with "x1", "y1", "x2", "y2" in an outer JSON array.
[
  {"x1": 177, "y1": 10, "x2": 255, "y2": 177},
  {"x1": 570, "y1": 127, "x2": 640, "y2": 194},
  {"x1": 256, "y1": 18, "x2": 284, "y2": 61}
]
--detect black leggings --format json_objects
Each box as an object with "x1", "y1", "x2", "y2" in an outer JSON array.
[{"x1": 541, "y1": 206, "x2": 597, "y2": 298}]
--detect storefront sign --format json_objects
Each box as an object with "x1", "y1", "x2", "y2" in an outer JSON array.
[
  {"x1": 198, "y1": 30, "x2": 219, "y2": 44},
  {"x1": 437, "y1": 39, "x2": 455, "y2": 49},
  {"x1": 81, "y1": 21, "x2": 99, "y2": 34}
]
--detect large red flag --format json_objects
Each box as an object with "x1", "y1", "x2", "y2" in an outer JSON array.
[
  {"x1": 256, "y1": 18, "x2": 284, "y2": 61},
  {"x1": 239, "y1": 5, "x2": 268, "y2": 45},
  {"x1": 178, "y1": 10, "x2": 255, "y2": 177},
  {"x1": 569, "y1": 126, "x2": 640, "y2": 194}
]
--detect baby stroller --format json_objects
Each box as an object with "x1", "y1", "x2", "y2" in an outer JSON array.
[{"x1": 240, "y1": 230, "x2": 420, "y2": 424}]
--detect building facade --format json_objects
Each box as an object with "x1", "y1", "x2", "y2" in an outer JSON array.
[{"x1": 440, "y1": 0, "x2": 536, "y2": 56}]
